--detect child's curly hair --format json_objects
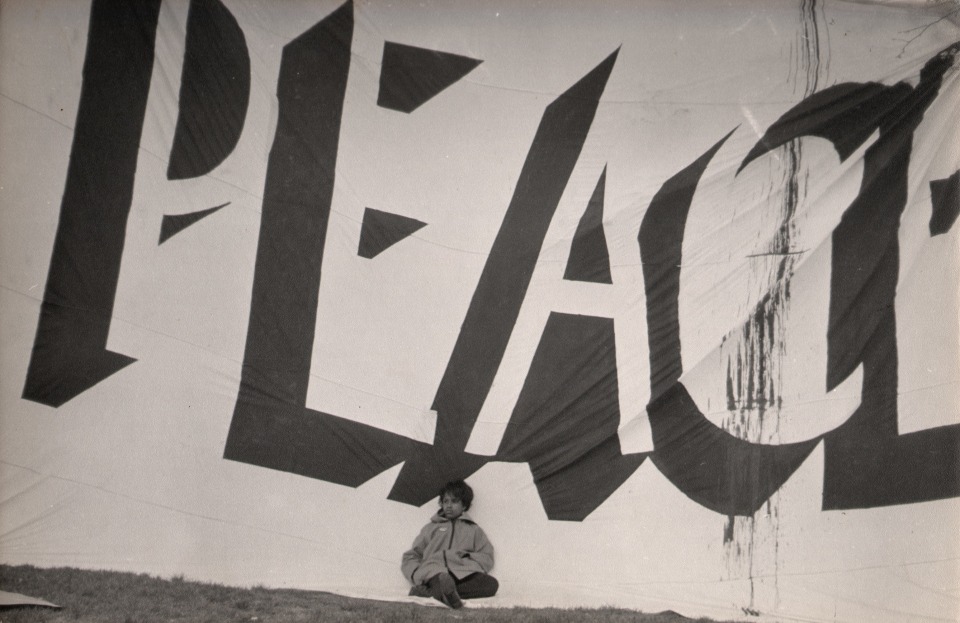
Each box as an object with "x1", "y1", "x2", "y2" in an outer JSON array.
[{"x1": 438, "y1": 480, "x2": 474, "y2": 511}]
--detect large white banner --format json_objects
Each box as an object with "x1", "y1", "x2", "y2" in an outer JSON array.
[{"x1": 2, "y1": 1, "x2": 959, "y2": 621}]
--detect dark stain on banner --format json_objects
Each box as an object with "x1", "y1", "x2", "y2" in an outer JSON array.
[
  {"x1": 723, "y1": 0, "x2": 827, "y2": 606},
  {"x1": 740, "y1": 42, "x2": 960, "y2": 511}
]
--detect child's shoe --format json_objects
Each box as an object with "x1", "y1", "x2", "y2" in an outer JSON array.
[{"x1": 431, "y1": 572, "x2": 463, "y2": 609}]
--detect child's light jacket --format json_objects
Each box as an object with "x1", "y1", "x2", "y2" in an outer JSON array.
[{"x1": 401, "y1": 511, "x2": 495, "y2": 584}]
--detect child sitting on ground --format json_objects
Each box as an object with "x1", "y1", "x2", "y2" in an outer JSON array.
[{"x1": 401, "y1": 479, "x2": 499, "y2": 609}]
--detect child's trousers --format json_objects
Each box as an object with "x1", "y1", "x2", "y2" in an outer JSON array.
[
  {"x1": 426, "y1": 571, "x2": 499, "y2": 600},
  {"x1": 453, "y1": 572, "x2": 499, "y2": 599}
]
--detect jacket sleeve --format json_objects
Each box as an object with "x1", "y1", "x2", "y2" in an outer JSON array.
[
  {"x1": 401, "y1": 527, "x2": 427, "y2": 583},
  {"x1": 466, "y1": 526, "x2": 494, "y2": 573}
]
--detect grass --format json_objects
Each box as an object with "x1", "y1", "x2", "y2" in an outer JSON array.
[{"x1": 0, "y1": 565, "x2": 741, "y2": 623}]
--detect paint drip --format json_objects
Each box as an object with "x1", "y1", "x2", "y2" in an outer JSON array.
[{"x1": 722, "y1": 0, "x2": 827, "y2": 616}]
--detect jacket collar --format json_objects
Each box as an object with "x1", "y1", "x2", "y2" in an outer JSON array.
[{"x1": 431, "y1": 510, "x2": 474, "y2": 524}]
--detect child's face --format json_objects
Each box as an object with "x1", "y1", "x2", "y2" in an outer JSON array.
[{"x1": 441, "y1": 495, "x2": 465, "y2": 520}]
